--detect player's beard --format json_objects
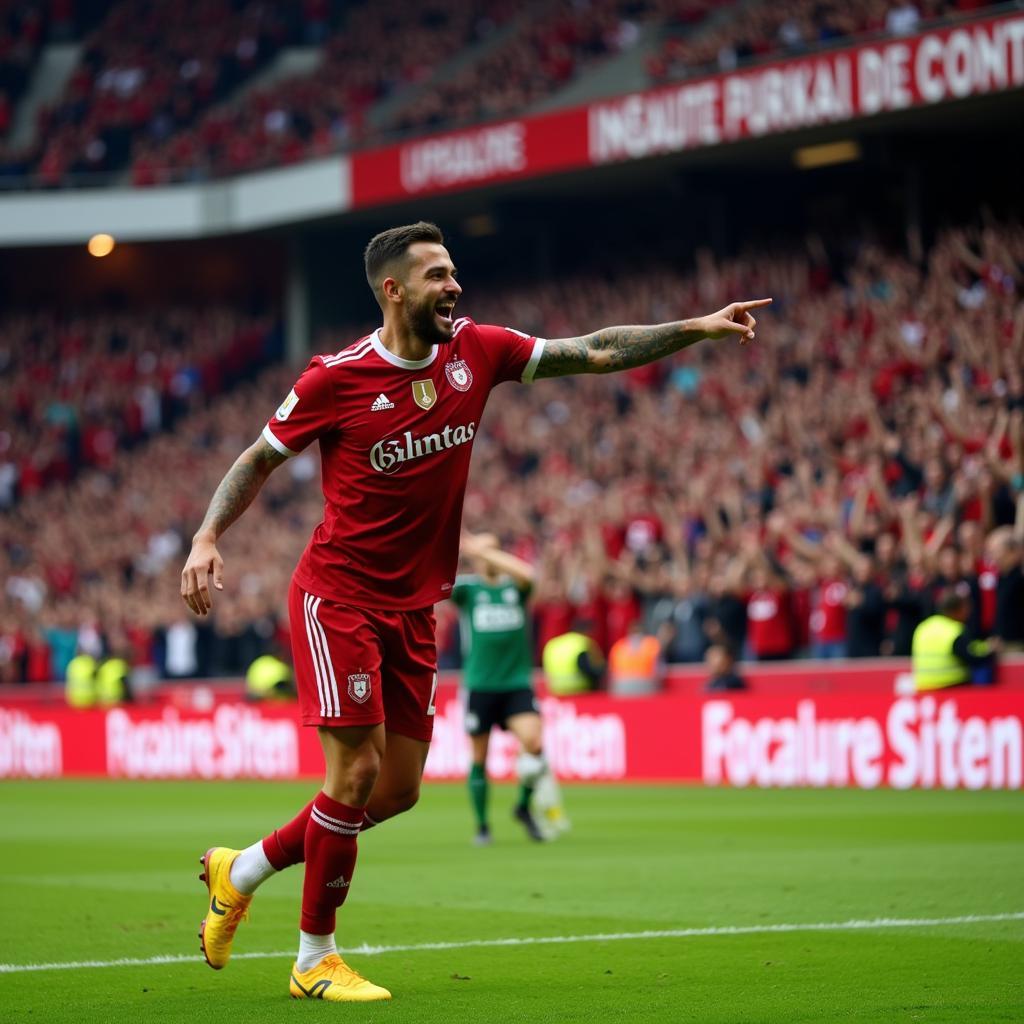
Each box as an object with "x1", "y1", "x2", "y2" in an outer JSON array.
[{"x1": 406, "y1": 295, "x2": 455, "y2": 347}]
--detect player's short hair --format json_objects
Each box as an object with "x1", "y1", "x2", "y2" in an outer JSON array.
[{"x1": 364, "y1": 221, "x2": 445, "y2": 296}]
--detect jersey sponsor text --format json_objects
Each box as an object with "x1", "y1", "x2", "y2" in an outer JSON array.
[{"x1": 369, "y1": 422, "x2": 476, "y2": 474}]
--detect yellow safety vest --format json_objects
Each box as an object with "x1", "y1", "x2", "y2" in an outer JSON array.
[
  {"x1": 246, "y1": 655, "x2": 293, "y2": 700},
  {"x1": 65, "y1": 654, "x2": 98, "y2": 708},
  {"x1": 542, "y1": 632, "x2": 595, "y2": 695},
  {"x1": 96, "y1": 658, "x2": 129, "y2": 705},
  {"x1": 912, "y1": 615, "x2": 968, "y2": 691}
]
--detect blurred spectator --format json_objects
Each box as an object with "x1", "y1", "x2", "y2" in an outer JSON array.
[
  {"x1": 704, "y1": 644, "x2": 747, "y2": 692},
  {"x1": 912, "y1": 585, "x2": 997, "y2": 690},
  {"x1": 246, "y1": 653, "x2": 295, "y2": 700},
  {"x1": 987, "y1": 526, "x2": 1024, "y2": 651},
  {"x1": 607, "y1": 619, "x2": 663, "y2": 696},
  {"x1": 542, "y1": 619, "x2": 605, "y2": 695}
]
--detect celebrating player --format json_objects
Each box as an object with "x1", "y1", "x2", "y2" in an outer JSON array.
[
  {"x1": 454, "y1": 532, "x2": 567, "y2": 845},
  {"x1": 179, "y1": 220, "x2": 769, "y2": 1003}
]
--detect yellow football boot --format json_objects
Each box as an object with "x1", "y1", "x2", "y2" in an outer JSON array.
[
  {"x1": 198, "y1": 847, "x2": 251, "y2": 970},
  {"x1": 289, "y1": 954, "x2": 392, "y2": 1002}
]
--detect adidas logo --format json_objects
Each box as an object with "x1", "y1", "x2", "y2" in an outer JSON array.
[
  {"x1": 326, "y1": 874, "x2": 349, "y2": 889},
  {"x1": 371, "y1": 393, "x2": 394, "y2": 411}
]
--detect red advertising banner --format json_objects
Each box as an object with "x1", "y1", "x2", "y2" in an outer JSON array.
[
  {"x1": 349, "y1": 12, "x2": 1024, "y2": 208},
  {"x1": 3, "y1": 659, "x2": 1023, "y2": 789},
  {"x1": 351, "y1": 108, "x2": 586, "y2": 207}
]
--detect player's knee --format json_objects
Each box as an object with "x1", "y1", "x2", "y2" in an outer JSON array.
[
  {"x1": 392, "y1": 782, "x2": 421, "y2": 815},
  {"x1": 373, "y1": 783, "x2": 420, "y2": 820},
  {"x1": 516, "y1": 750, "x2": 546, "y2": 786},
  {"x1": 328, "y1": 752, "x2": 382, "y2": 806}
]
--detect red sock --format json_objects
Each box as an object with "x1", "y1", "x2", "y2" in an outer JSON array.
[
  {"x1": 262, "y1": 798, "x2": 314, "y2": 870},
  {"x1": 262, "y1": 803, "x2": 381, "y2": 871},
  {"x1": 300, "y1": 792, "x2": 363, "y2": 935}
]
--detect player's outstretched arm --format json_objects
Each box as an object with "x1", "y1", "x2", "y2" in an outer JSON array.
[
  {"x1": 533, "y1": 298, "x2": 772, "y2": 378},
  {"x1": 180, "y1": 436, "x2": 286, "y2": 616}
]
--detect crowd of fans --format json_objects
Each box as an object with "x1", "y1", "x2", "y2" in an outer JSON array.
[
  {"x1": 0, "y1": 307, "x2": 281, "y2": 511},
  {"x1": 443, "y1": 219, "x2": 1024, "y2": 666},
  {"x1": 385, "y1": 0, "x2": 715, "y2": 141},
  {"x1": 0, "y1": 1, "x2": 49, "y2": 141},
  {"x1": 120, "y1": 0, "x2": 1014, "y2": 180},
  {"x1": 647, "y1": 0, "x2": 999, "y2": 84},
  {"x1": 2, "y1": 216, "x2": 1023, "y2": 686},
  {"x1": 131, "y1": 0, "x2": 518, "y2": 185},
  {"x1": 0, "y1": 1, "x2": 1010, "y2": 187},
  {"x1": 0, "y1": 0, "x2": 305, "y2": 186}
]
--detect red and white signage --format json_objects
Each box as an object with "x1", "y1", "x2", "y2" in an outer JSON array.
[
  {"x1": 3, "y1": 659, "x2": 1023, "y2": 788},
  {"x1": 350, "y1": 12, "x2": 1024, "y2": 208}
]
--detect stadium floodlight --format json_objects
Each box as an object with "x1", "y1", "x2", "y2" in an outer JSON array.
[
  {"x1": 87, "y1": 233, "x2": 116, "y2": 258},
  {"x1": 793, "y1": 140, "x2": 861, "y2": 170}
]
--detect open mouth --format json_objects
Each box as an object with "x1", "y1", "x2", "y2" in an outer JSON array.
[{"x1": 436, "y1": 302, "x2": 455, "y2": 325}]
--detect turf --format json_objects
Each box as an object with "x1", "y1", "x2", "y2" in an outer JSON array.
[{"x1": 0, "y1": 781, "x2": 1021, "y2": 1023}]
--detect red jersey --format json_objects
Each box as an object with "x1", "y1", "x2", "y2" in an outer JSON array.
[
  {"x1": 810, "y1": 578, "x2": 848, "y2": 643},
  {"x1": 746, "y1": 588, "x2": 795, "y2": 657},
  {"x1": 263, "y1": 318, "x2": 545, "y2": 610},
  {"x1": 977, "y1": 558, "x2": 998, "y2": 633}
]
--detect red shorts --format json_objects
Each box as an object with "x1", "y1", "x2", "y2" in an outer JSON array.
[{"x1": 288, "y1": 580, "x2": 437, "y2": 741}]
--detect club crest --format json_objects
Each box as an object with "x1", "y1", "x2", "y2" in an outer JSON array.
[
  {"x1": 347, "y1": 673, "x2": 372, "y2": 704},
  {"x1": 444, "y1": 359, "x2": 473, "y2": 392},
  {"x1": 412, "y1": 379, "x2": 437, "y2": 409}
]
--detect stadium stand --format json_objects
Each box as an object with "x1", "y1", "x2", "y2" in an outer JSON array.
[
  {"x1": 0, "y1": 1, "x2": 48, "y2": 141},
  {"x1": 132, "y1": 0, "x2": 520, "y2": 184},
  {"x1": 1, "y1": 0, "x2": 302, "y2": 186},
  {"x1": 385, "y1": 0, "x2": 721, "y2": 140},
  {"x1": 0, "y1": 307, "x2": 280, "y2": 504},
  {"x1": 2, "y1": 219, "x2": 1021, "y2": 683},
  {"x1": 135, "y1": 0, "x2": 1010, "y2": 180},
  {"x1": 647, "y1": 0, "x2": 1000, "y2": 85},
  {"x1": 1, "y1": 0, "x2": 1007, "y2": 186}
]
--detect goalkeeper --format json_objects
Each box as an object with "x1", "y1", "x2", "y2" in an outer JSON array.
[{"x1": 453, "y1": 533, "x2": 567, "y2": 844}]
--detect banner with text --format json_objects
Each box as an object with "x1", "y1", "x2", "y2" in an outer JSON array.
[
  {"x1": 351, "y1": 12, "x2": 1024, "y2": 207},
  {"x1": 2, "y1": 685, "x2": 1021, "y2": 789}
]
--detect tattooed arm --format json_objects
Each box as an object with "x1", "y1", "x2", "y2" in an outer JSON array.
[
  {"x1": 180, "y1": 437, "x2": 286, "y2": 615},
  {"x1": 534, "y1": 299, "x2": 772, "y2": 378}
]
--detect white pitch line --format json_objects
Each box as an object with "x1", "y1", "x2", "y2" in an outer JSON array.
[{"x1": 1, "y1": 912, "x2": 1021, "y2": 975}]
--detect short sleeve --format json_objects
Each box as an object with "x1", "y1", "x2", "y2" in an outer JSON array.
[
  {"x1": 473, "y1": 323, "x2": 546, "y2": 385},
  {"x1": 262, "y1": 358, "x2": 337, "y2": 457}
]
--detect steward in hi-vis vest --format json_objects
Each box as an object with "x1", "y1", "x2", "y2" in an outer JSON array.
[{"x1": 912, "y1": 588, "x2": 997, "y2": 691}]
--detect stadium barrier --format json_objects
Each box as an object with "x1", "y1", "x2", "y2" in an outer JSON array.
[{"x1": 2, "y1": 659, "x2": 1022, "y2": 788}]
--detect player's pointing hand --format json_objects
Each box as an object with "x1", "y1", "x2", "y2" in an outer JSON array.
[
  {"x1": 180, "y1": 536, "x2": 224, "y2": 616},
  {"x1": 699, "y1": 298, "x2": 773, "y2": 344}
]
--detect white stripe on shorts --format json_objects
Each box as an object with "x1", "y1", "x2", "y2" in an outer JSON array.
[
  {"x1": 307, "y1": 593, "x2": 341, "y2": 717},
  {"x1": 301, "y1": 589, "x2": 329, "y2": 716}
]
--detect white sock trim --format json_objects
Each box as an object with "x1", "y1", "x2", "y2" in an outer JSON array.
[
  {"x1": 228, "y1": 841, "x2": 277, "y2": 895},
  {"x1": 297, "y1": 930, "x2": 337, "y2": 972}
]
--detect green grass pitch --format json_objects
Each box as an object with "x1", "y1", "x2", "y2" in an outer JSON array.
[{"x1": 0, "y1": 780, "x2": 1022, "y2": 1022}]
